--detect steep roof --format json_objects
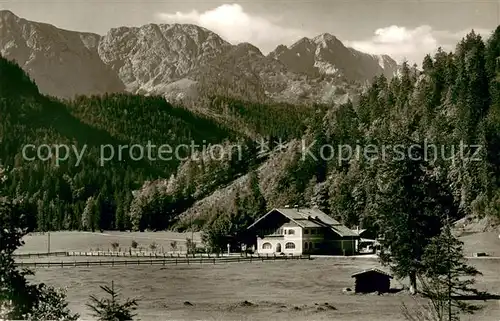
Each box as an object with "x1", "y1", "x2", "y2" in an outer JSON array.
[
  {"x1": 247, "y1": 207, "x2": 359, "y2": 237},
  {"x1": 351, "y1": 268, "x2": 393, "y2": 278}
]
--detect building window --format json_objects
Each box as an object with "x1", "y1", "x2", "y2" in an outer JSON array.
[
  {"x1": 311, "y1": 229, "x2": 316, "y2": 235},
  {"x1": 285, "y1": 242, "x2": 295, "y2": 249},
  {"x1": 304, "y1": 228, "x2": 309, "y2": 234},
  {"x1": 288, "y1": 229, "x2": 295, "y2": 235},
  {"x1": 304, "y1": 242, "x2": 309, "y2": 249},
  {"x1": 262, "y1": 242, "x2": 272, "y2": 249}
]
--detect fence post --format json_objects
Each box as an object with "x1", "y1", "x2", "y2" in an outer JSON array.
[
  {"x1": 112, "y1": 260, "x2": 114, "y2": 267},
  {"x1": 87, "y1": 261, "x2": 89, "y2": 267},
  {"x1": 61, "y1": 261, "x2": 63, "y2": 268}
]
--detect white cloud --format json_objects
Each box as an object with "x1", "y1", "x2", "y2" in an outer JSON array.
[
  {"x1": 346, "y1": 25, "x2": 492, "y2": 66},
  {"x1": 155, "y1": 3, "x2": 308, "y2": 54},
  {"x1": 156, "y1": 5, "x2": 492, "y2": 66}
]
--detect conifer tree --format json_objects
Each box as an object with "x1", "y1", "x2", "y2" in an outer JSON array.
[
  {"x1": 372, "y1": 139, "x2": 456, "y2": 294},
  {"x1": 0, "y1": 196, "x2": 78, "y2": 320},
  {"x1": 86, "y1": 281, "x2": 138, "y2": 321},
  {"x1": 420, "y1": 218, "x2": 484, "y2": 320}
]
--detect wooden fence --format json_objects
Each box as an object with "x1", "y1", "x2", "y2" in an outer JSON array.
[
  {"x1": 13, "y1": 251, "x2": 69, "y2": 258},
  {"x1": 14, "y1": 254, "x2": 311, "y2": 268},
  {"x1": 14, "y1": 251, "x2": 304, "y2": 259}
]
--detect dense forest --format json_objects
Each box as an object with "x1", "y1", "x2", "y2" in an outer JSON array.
[
  {"x1": 1, "y1": 27, "x2": 500, "y2": 236},
  {"x1": 0, "y1": 56, "x2": 309, "y2": 232}
]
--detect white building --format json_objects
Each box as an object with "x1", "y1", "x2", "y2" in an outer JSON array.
[{"x1": 246, "y1": 207, "x2": 359, "y2": 256}]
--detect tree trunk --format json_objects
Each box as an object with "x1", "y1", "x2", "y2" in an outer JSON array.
[{"x1": 409, "y1": 272, "x2": 417, "y2": 295}]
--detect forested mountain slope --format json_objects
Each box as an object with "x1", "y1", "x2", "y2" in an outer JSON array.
[
  {"x1": 0, "y1": 55, "x2": 312, "y2": 231},
  {"x1": 139, "y1": 28, "x2": 500, "y2": 234},
  {"x1": 2, "y1": 27, "x2": 500, "y2": 236}
]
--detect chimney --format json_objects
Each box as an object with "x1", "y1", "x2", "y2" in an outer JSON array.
[{"x1": 294, "y1": 204, "x2": 299, "y2": 212}]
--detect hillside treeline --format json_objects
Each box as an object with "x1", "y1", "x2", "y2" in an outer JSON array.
[{"x1": 1, "y1": 27, "x2": 500, "y2": 233}]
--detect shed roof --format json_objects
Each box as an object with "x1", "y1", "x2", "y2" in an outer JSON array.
[{"x1": 351, "y1": 268, "x2": 393, "y2": 279}]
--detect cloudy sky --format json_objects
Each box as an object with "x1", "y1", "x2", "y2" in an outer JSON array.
[{"x1": 1, "y1": 0, "x2": 498, "y2": 65}]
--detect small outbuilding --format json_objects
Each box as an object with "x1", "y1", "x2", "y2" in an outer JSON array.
[{"x1": 351, "y1": 268, "x2": 392, "y2": 293}]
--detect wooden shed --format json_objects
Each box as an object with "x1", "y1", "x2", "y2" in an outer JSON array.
[{"x1": 351, "y1": 268, "x2": 392, "y2": 293}]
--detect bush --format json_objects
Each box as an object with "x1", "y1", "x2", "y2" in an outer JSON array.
[
  {"x1": 130, "y1": 240, "x2": 138, "y2": 249},
  {"x1": 170, "y1": 241, "x2": 178, "y2": 252},
  {"x1": 111, "y1": 242, "x2": 119, "y2": 251}
]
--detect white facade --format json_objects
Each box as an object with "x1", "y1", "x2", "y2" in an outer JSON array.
[
  {"x1": 248, "y1": 208, "x2": 359, "y2": 256},
  {"x1": 256, "y1": 224, "x2": 303, "y2": 255}
]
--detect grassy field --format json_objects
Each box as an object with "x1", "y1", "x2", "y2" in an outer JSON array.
[
  {"x1": 27, "y1": 258, "x2": 500, "y2": 321},
  {"x1": 18, "y1": 231, "x2": 500, "y2": 321},
  {"x1": 18, "y1": 231, "x2": 202, "y2": 254},
  {"x1": 461, "y1": 231, "x2": 500, "y2": 257}
]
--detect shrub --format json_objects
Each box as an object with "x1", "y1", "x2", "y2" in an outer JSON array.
[{"x1": 111, "y1": 242, "x2": 119, "y2": 251}]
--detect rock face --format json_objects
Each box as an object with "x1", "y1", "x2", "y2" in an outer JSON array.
[
  {"x1": 0, "y1": 10, "x2": 399, "y2": 102},
  {"x1": 0, "y1": 10, "x2": 124, "y2": 98},
  {"x1": 268, "y1": 33, "x2": 399, "y2": 82},
  {"x1": 97, "y1": 23, "x2": 231, "y2": 95}
]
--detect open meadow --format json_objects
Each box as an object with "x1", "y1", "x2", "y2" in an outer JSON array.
[
  {"x1": 17, "y1": 231, "x2": 202, "y2": 254},
  {"x1": 25, "y1": 258, "x2": 500, "y2": 321},
  {"x1": 16, "y1": 231, "x2": 500, "y2": 321}
]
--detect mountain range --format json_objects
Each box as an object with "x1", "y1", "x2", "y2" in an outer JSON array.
[{"x1": 0, "y1": 10, "x2": 399, "y2": 104}]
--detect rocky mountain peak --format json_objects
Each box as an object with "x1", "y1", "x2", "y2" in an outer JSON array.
[
  {"x1": 98, "y1": 22, "x2": 232, "y2": 95},
  {"x1": 1, "y1": 11, "x2": 400, "y2": 103},
  {"x1": 312, "y1": 33, "x2": 344, "y2": 47},
  {"x1": 269, "y1": 32, "x2": 399, "y2": 82},
  {"x1": 234, "y1": 42, "x2": 263, "y2": 56},
  {"x1": 0, "y1": 9, "x2": 18, "y2": 20},
  {"x1": 0, "y1": 11, "x2": 124, "y2": 98}
]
